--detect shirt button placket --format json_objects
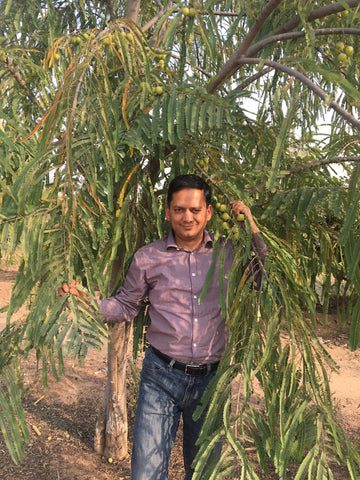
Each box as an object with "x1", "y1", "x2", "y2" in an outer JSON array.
[{"x1": 189, "y1": 252, "x2": 198, "y2": 355}]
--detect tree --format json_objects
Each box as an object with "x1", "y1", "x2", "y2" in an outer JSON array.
[{"x1": 0, "y1": 0, "x2": 359, "y2": 477}]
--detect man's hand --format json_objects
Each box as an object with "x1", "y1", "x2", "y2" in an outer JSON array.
[
  {"x1": 57, "y1": 280, "x2": 90, "y2": 301},
  {"x1": 230, "y1": 200, "x2": 260, "y2": 235}
]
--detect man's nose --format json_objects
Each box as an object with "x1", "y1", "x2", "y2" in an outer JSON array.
[{"x1": 183, "y1": 209, "x2": 193, "y2": 221}]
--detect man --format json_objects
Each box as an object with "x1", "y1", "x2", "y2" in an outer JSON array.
[{"x1": 100, "y1": 174, "x2": 267, "y2": 480}]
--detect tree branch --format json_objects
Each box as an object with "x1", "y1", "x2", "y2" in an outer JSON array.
[
  {"x1": 232, "y1": 67, "x2": 273, "y2": 92},
  {"x1": 236, "y1": 57, "x2": 360, "y2": 130},
  {"x1": 5, "y1": 58, "x2": 28, "y2": 90},
  {"x1": 207, "y1": 0, "x2": 283, "y2": 93},
  {"x1": 273, "y1": 0, "x2": 360, "y2": 35},
  {"x1": 248, "y1": 157, "x2": 360, "y2": 193},
  {"x1": 104, "y1": 0, "x2": 116, "y2": 21},
  {"x1": 126, "y1": 0, "x2": 141, "y2": 24},
  {"x1": 247, "y1": 27, "x2": 360, "y2": 57},
  {"x1": 286, "y1": 156, "x2": 360, "y2": 175}
]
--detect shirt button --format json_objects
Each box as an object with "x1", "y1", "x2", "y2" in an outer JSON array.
[
  {"x1": 194, "y1": 318, "x2": 198, "y2": 322},
  {"x1": 193, "y1": 343, "x2": 197, "y2": 346},
  {"x1": 192, "y1": 273, "x2": 196, "y2": 277},
  {"x1": 193, "y1": 295, "x2": 197, "y2": 299}
]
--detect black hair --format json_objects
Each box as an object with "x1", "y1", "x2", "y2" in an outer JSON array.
[{"x1": 167, "y1": 174, "x2": 212, "y2": 206}]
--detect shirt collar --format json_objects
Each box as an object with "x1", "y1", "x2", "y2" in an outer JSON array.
[{"x1": 166, "y1": 230, "x2": 213, "y2": 251}]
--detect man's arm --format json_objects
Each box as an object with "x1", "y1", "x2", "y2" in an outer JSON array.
[
  {"x1": 230, "y1": 200, "x2": 268, "y2": 289},
  {"x1": 99, "y1": 250, "x2": 149, "y2": 323}
]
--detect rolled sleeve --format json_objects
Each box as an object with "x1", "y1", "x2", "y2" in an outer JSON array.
[{"x1": 99, "y1": 251, "x2": 149, "y2": 323}]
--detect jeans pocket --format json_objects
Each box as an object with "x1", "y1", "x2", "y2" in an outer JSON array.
[{"x1": 142, "y1": 347, "x2": 169, "y2": 375}]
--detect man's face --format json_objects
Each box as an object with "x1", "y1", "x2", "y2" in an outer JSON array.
[{"x1": 165, "y1": 188, "x2": 212, "y2": 246}]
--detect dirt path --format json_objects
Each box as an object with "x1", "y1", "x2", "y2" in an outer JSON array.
[{"x1": 0, "y1": 267, "x2": 359, "y2": 479}]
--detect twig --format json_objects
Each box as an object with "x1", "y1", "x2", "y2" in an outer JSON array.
[
  {"x1": 142, "y1": 2, "x2": 174, "y2": 32},
  {"x1": 33, "y1": 395, "x2": 45, "y2": 405}
]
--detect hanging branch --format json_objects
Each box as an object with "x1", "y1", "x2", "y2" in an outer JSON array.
[
  {"x1": 236, "y1": 57, "x2": 360, "y2": 131},
  {"x1": 207, "y1": 0, "x2": 282, "y2": 93}
]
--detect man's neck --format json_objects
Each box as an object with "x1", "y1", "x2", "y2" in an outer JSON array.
[{"x1": 174, "y1": 234, "x2": 204, "y2": 252}]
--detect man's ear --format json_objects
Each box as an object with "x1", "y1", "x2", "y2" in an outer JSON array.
[{"x1": 165, "y1": 206, "x2": 170, "y2": 221}]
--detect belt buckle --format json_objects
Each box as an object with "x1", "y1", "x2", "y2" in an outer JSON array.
[{"x1": 185, "y1": 363, "x2": 205, "y2": 376}]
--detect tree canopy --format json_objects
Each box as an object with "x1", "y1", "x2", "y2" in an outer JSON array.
[{"x1": 0, "y1": 1, "x2": 359, "y2": 478}]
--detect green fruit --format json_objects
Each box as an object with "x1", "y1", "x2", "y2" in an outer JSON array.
[
  {"x1": 342, "y1": 10, "x2": 349, "y2": 17},
  {"x1": 126, "y1": 33, "x2": 134, "y2": 41},
  {"x1": 219, "y1": 204, "x2": 227, "y2": 213},
  {"x1": 345, "y1": 45, "x2": 354, "y2": 57},
  {"x1": 54, "y1": 53, "x2": 61, "y2": 61},
  {"x1": 189, "y1": 8, "x2": 196, "y2": 17},
  {"x1": 336, "y1": 41, "x2": 345, "y2": 51},
  {"x1": 102, "y1": 36, "x2": 111, "y2": 46},
  {"x1": 236, "y1": 213, "x2": 245, "y2": 222},
  {"x1": 222, "y1": 212, "x2": 230, "y2": 221},
  {"x1": 107, "y1": 457, "x2": 113, "y2": 464},
  {"x1": 337, "y1": 52, "x2": 347, "y2": 62},
  {"x1": 119, "y1": 31, "x2": 127, "y2": 38},
  {"x1": 158, "y1": 59, "x2": 165, "y2": 68},
  {"x1": 215, "y1": 202, "x2": 222, "y2": 211},
  {"x1": 222, "y1": 221, "x2": 230, "y2": 230},
  {"x1": 182, "y1": 7, "x2": 190, "y2": 16},
  {"x1": 154, "y1": 85, "x2": 163, "y2": 95}
]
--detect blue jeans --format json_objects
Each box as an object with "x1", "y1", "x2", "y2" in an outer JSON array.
[{"x1": 131, "y1": 347, "x2": 217, "y2": 480}]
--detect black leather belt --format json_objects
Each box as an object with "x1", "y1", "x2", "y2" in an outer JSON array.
[{"x1": 151, "y1": 347, "x2": 219, "y2": 376}]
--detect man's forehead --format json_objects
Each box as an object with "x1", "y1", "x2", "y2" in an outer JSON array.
[{"x1": 170, "y1": 188, "x2": 207, "y2": 206}]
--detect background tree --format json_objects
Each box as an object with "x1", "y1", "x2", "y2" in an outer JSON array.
[{"x1": 0, "y1": 0, "x2": 359, "y2": 478}]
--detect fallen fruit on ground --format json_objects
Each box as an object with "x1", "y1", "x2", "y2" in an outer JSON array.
[
  {"x1": 108, "y1": 457, "x2": 113, "y2": 464},
  {"x1": 154, "y1": 85, "x2": 163, "y2": 95},
  {"x1": 337, "y1": 52, "x2": 347, "y2": 62},
  {"x1": 182, "y1": 7, "x2": 190, "y2": 16},
  {"x1": 336, "y1": 41, "x2": 345, "y2": 51}
]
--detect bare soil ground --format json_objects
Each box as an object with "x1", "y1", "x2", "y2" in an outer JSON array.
[{"x1": 0, "y1": 266, "x2": 359, "y2": 480}]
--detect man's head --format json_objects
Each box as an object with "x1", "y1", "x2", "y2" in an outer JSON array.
[
  {"x1": 167, "y1": 174, "x2": 212, "y2": 206},
  {"x1": 165, "y1": 174, "x2": 212, "y2": 249}
]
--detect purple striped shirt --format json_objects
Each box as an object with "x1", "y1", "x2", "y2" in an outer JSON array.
[{"x1": 100, "y1": 230, "x2": 267, "y2": 363}]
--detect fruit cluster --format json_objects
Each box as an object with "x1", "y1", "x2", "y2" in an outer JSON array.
[
  {"x1": 336, "y1": 41, "x2": 354, "y2": 64},
  {"x1": 182, "y1": 6, "x2": 197, "y2": 17},
  {"x1": 213, "y1": 197, "x2": 245, "y2": 240}
]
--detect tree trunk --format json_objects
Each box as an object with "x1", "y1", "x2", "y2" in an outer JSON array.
[{"x1": 94, "y1": 321, "x2": 131, "y2": 459}]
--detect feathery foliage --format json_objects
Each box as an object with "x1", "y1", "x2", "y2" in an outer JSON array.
[{"x1": 0, "y1": 0, "x2": 359, "y2": 476}]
